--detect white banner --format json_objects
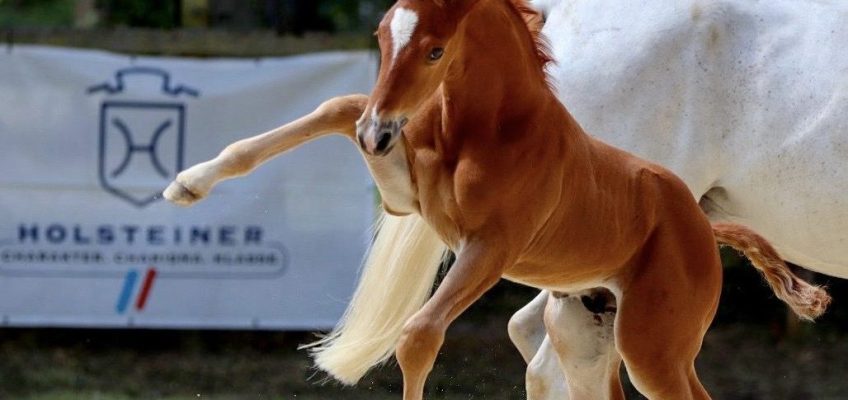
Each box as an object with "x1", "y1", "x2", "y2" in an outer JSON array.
[{"x1": 0, "y1": 45, "x2": 378, "y2": 329}]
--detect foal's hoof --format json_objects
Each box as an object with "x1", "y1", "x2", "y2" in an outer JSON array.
[{"x1": 163, "y1": 180, "x2": 202, "y2": 206}]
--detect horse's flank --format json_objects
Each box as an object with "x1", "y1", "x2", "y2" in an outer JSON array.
[{"x1": 537, "y1": 0, "x2": 848, "y2": 276}]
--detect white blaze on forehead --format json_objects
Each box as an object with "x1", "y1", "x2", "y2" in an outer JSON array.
[{"x1": 390, "y1": 7, "x2": 419, "y2": 60}]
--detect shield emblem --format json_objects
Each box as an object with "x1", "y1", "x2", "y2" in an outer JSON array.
[{"x1": 98, "y1": 100, "x2": 185, "y2": 207}]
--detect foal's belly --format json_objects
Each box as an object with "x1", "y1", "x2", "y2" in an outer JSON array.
[{"x1": 502, "y1": 261, "x2": 619, "y2": 294}]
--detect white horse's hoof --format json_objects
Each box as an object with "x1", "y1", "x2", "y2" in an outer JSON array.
[{"x1": 163, "y1": 180, "x2": 202, "y2": 206}]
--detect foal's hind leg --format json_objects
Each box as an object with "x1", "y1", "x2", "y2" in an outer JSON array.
[
  {"x1": 544, "y1": 290, "x2": 624, "y2": 400},
  {"x1": 164, "y1": 94, "x2": 367, "y2": 205},
  {"x1": 614, "y1": 229, "x2": 722, "y2": 399}
]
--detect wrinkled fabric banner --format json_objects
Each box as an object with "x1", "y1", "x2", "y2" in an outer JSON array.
[{"x1": 0, "y1": 45, "x2": 378, "y2": 329}]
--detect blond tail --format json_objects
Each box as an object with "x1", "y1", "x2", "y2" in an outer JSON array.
[
  {"x1": 712, "y1": 222, "x2": 831, "y2": 321},
  {"x1": 302, "y1": 212, "x2": 449, "y2": 385}
]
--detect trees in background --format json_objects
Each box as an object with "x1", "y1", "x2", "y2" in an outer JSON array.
[
  {"x1": 0, "y1": 0, "x2": 75, "y2": 27},
  {"x1": 0, "y1": 0, "x2": 393, "y2": 33},
  {"x1": 96, "y1": 0, "x2": 180, "y2": 29}
]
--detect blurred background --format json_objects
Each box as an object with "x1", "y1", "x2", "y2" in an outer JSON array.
[
  {"x1": 2, "y1": 1, "x2": 848, "y2": 400},
  {"x1": 0, "y1": 0, "x2": 395, "y2": 56}
]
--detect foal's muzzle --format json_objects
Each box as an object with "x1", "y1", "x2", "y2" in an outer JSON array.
[{"x1": 356, "y1": 116, "x2": 407, "y2": 156}]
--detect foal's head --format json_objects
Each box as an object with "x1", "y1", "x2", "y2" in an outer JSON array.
[
  {"x1": 356, "y1": 0, "x2": 478, "y2": 156},
  {"x1": 357, "y1": 0, "x2": 550, "y2": 156}
]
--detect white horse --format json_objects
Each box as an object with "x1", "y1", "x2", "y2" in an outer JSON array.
[{"x1": 511, "y1": 0, "x2": 848, "y2": 398}]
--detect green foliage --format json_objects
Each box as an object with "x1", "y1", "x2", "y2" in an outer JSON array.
[
  {"x1": 97, "y1": 0, "x2": 179, "y2": 29},
  {"x1": 319, "y1": 0, "x2": 393, "y2": 32},
  {"x1": 0, "y1": 0, "x2": 74, "y2": 28},
  {"x1": 0, "y1": 0, "x2": 397, "y2": 31}
]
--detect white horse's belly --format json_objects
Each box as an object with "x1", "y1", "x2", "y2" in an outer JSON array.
[{"x1": 704, "y1": 140, "x2": 848, "y2": 277}]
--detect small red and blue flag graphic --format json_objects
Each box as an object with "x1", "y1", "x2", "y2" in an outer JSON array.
[{"x1": 116, "y1": 267, "x2": 158, "y2": 314}]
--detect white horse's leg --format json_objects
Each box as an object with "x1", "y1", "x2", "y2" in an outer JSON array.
[
  {"x1": 521, "y1": 289, "x2": 622, "y2": 400},
  {"x1": 509, "y1": 291, "x2": 567, "y2": 399},
  {"x1": 164, "y1": 94, "x2": 367, "y2": 206},
  {"x1": 543, "y1": 290, "x2": 623, "y2": 400},
  {"x1": 526, "y1": 335, "x2": 569, "y2": 400},
  {"x1": 508, "y1": 290, "x2": 549, "y2": 363}
]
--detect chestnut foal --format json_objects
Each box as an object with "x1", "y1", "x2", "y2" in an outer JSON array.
[{"x1": 166, "y1": 0, "x2": 829, "y2": 398}]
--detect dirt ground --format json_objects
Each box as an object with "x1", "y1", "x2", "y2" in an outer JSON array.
[
  {"x1": 2, "y1": 267, "x2": 847, "y2": 400},
  {"x1": 2, "y1": 321, "x2": 847, "y2": 400}
]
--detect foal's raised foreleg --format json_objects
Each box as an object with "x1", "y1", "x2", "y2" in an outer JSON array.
[
  {"x1": 396, "y1": 240, "x2": 512, "y2": 400},
  {"x1": 164, "y1": 94, "x2": 367, "y2": 206}
]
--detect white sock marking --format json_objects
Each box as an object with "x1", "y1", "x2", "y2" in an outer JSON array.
[{"x1": 390, "y1": 8, "x2": 419, "y2": 61}]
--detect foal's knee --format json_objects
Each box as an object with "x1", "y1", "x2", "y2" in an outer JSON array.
[
  {"x1": 316, "y1": 94, "x2": 369, "y2": 119},
  {"x1": 396, "y1": 316, "x2": 445, "y2": 370},
  {"x1": 218, "y1": 142, "x2": 258, "y2": 175}
]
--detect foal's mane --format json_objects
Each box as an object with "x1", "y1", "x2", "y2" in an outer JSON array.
[
  {"x1": 501, "y1": 0, "x2": 554, "y2": 86},
  {"x1": 506, "y1": 0, "x2": 553, "y2": 68}
]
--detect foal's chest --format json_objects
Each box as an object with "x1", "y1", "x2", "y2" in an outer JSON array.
[{"x1": 411, "y1": 148, "x2": 510, "y2": 247}]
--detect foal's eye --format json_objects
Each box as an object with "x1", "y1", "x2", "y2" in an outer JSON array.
[{"x1": 428, "y1": 47, "x2": 445, "y2": 62}]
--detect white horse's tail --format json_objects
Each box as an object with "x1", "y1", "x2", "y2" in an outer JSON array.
[{"x1": 303, "y1": 211, "x2": 449, "y2": 385}]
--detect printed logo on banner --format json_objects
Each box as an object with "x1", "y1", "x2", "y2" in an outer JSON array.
[
  {"x1": 88, "y1": 67, "x2": 200, "y2": 208},
  {"x1": 0, "y1": 66, "x2": 292, "y2": 317},
  {"x1": 0, "y1": 65, "x2": 290, "y2": 317}
]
